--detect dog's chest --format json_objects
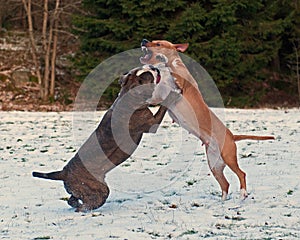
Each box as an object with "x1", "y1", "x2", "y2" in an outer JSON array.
[{"x1": 168, "y1": 100, "x2": 202, "y2": 139}]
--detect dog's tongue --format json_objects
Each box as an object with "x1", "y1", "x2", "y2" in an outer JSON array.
[{"x1": 156, "y1": 74, "x2": 161, "y2": 84}]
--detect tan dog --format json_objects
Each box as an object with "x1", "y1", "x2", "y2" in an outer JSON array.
[{"x1": 140, "y1": 39, "x2": 275, "y2": 200}]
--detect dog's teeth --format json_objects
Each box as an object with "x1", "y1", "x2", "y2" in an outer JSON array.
[
  {"x1": 136, "y1": 69, "x2": 145, "y2": 76},
  {"x1": 141, "y1": 46, "x2": 148, "y2": 53}
]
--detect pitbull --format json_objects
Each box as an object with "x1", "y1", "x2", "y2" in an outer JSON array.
[
  {"x1": 140, "y1": 39, "x2": 275, "y2": 200},
  {"x1": 33, "y1": 66, "x2": 170, "y2": 212}
]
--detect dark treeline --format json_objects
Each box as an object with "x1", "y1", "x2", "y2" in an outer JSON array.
[
  {"x1": 1, "y1": 0, "x2": 299, "y2": 107},
  {"x1": 72, "y1": 0, "x2": 300, "y2": 107}
]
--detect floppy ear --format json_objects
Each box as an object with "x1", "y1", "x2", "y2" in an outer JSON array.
[{"x1": 174, "y1": 43, "x2": 189, "y2": 52}]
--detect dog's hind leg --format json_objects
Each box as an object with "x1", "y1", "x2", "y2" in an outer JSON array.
[
  {"x1": 226, "y1": 158, "x2": 247, "y2": 200},
  {"x1": 205, "y1": 142, "x2": 229, "y2": 200},
  {"x1": 68, "y1": 195, "x2": 81, "y2": 209},
  {"x1": 209, "y1": 163, "x2": 230, "y2": 200},
  {"x1": 222, "y1": 141, "x2": 248, "y2": 200},
  {"x1": 74, "y1": 182, "x2": 110, "y2": 212}
]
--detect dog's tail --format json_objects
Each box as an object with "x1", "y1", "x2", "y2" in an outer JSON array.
[
  {"x1": 233, "y1": 135, "x2": 275, "y2": 142},
  {"x1": 32, "y1": 170, "x2": 66, "y2": 181}
]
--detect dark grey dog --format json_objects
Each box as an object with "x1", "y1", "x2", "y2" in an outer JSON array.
[{"x1": 33, "y1": 66, "x2": 171, "y2": 212}]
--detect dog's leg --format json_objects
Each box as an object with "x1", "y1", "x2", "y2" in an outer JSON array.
[
  {"x1": 147, "y1": 106, "x2": 168, "y2": 133},
  {"x1": 205, "y1": 143, "x2": 229, "y2": 200},
  {"x1": 73, "y1": 181, "x2": 110, "y2": 212},
  {"x1": 68, "y1": 195, "x2": 81, "y2": 208},
  {"x1": 77, "y1": 192, "x2": 108, "y2": 212},
  {"x1": 226, "y1": 158, "x2": 247, "y2": 200},
  {"x1": 222, "y1": 141, "x2": 248, "y2": 200},
  {"x1": 209, "y1": 165, "x2": 230, "y2": 200}
]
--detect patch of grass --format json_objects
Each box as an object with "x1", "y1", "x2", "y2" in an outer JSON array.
[
  {"x1": 287, "y1": 190, "x2": 294, "y2": 195},
  {"x1": 191, "y1": 202, "x2": 202, "y2": 207},
  {"x1": 257, "y1": 162, "x2": 266, "y2": 165},
  {"x1": 60, "y1": 197, "x2": 69, "y2": 202},
  {"x1": 26, "y1": 148, "x2": 36, "y2": 152},
  {"x1": 194, "y1": 152, "x2": 204, "y2": 156},
  {"x1": 115, "y1": 198, "x2": 130, "y2": 204},
  {"x1": 180, "y1": 229, "x2": 198, "y2": 237},
  {"x1": 157, "y1": 162, "x2": 167, "y2": 166},
  {"x1": 225, "y1": 215, "x2": 246, "y2": 221},
  {"x1": 186, "y1": 179, "x2": 197, "y2": 186},
  {"x1": 169, "y1": 203, "x2": 177, "y2": 209},
  {"x1": 241, "y1": 153, "x2": 252, "y2": 158},
  {"x1": 148, "y1": 231, "x2": 161, "y2": 237}
]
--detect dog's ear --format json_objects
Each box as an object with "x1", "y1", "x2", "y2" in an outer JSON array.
[{"x1": 174, "y1": 43, "x2": 189, "y2": 52}]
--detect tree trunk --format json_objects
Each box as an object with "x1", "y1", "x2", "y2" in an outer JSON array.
[
  {"x1": 295, "y1": 42, "x2": 300, "y2": 105},
  {"x1": 42, "y1": 0, "x2": 48, "y2": 52},
  {"x1": 42, "y1": 0, "x2": 49, "y2": 100},
  {"x1": 50, "y1": 0, "x2": 60, "y2": 98},
  {"x1": 43, "y1": 24, "x2": 52, "y2": 101},
  {"x1": 22, "y1": 0, "x2": 43, "y2": 99}
]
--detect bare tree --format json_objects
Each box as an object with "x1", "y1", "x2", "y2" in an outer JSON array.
[
  {"x1": 293, "y1": 41, "x2": 300, "y2": 105},
  {"x1": 22, "y1": 0, "x2": 43, "y2": 97},
  {"x1": 22, "y1": 0, "x2": 81, "y2": 101}
]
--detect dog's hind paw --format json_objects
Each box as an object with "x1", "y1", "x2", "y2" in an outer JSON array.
[
  {"x1": 221, "y1": 191, "x2": 228, "y2": 201},
  {"x1": 240, "y1": 188, "x2": 248, "y2": 200}
]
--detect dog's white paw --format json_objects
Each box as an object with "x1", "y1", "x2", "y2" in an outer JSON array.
[
  {"x1": 221, "y1": 191, "x2": 228, "y2": 201},
  {"x1": 240, "y1": 188, "x2": 248, "y2": 200}
]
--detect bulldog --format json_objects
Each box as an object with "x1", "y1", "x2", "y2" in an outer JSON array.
[
  {"x1": 33, "y1": 66, "x2": 170, "y2": 212},
  {"x1": 140, "y1": 39, "x2": 275, "y2": 200}
]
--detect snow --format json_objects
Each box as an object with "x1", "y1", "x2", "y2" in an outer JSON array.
[{"x1": 0, "y1": 108, "x2": 299, "y2": 239}]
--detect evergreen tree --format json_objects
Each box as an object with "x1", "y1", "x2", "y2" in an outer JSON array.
[
  {"x1": 73, "y1": 0, "x2": 299, "y2": 107},
  {"x1": 73, "y1": 0, "x2": 184, "y2": 75}
]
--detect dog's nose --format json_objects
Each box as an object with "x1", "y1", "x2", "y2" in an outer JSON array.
[{"x1": 141, "y1": 39, "x2": 149, "y2": 46}]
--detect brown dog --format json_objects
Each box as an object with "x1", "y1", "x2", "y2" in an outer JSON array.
[
  {"x1": 33, "y1": 66, "x2": 169, "y2": 212},
  {"x1": 140, "y1": 39, "x2": 275, "y2": 200}
]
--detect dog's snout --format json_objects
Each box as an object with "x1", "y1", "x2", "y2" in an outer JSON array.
[{"x1": 141, "y1": 39, "x2": 150, "y2": 46}]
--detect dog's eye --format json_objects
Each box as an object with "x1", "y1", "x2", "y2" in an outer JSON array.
[{"x1": 156, "y1": 43, "x2": 161, "y2": 46}]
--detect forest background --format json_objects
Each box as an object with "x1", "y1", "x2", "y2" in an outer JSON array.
[{"x1": 0, "y1": 0, "x2": 299, "y2": 111}]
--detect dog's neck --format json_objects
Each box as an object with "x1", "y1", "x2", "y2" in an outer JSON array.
[{"x1": 163, "y1": 52, "x2": 200, "y2": 95}]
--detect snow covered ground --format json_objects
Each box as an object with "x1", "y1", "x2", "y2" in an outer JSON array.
[{"x1": 0, "y1": 108, "x2": 299, "y2": 239}]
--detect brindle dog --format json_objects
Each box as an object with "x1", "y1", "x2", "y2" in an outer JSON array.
[{"x1": 33, "y1": 66, "x2": 169, "y2": 212}]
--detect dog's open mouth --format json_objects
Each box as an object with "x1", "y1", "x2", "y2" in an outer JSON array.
[
  {"x1": 140, "y1": 46, "x2": 152, "y2": 63},
  {"x1": 136, "y1": 65, "x2": 161, "y2": 84}
]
